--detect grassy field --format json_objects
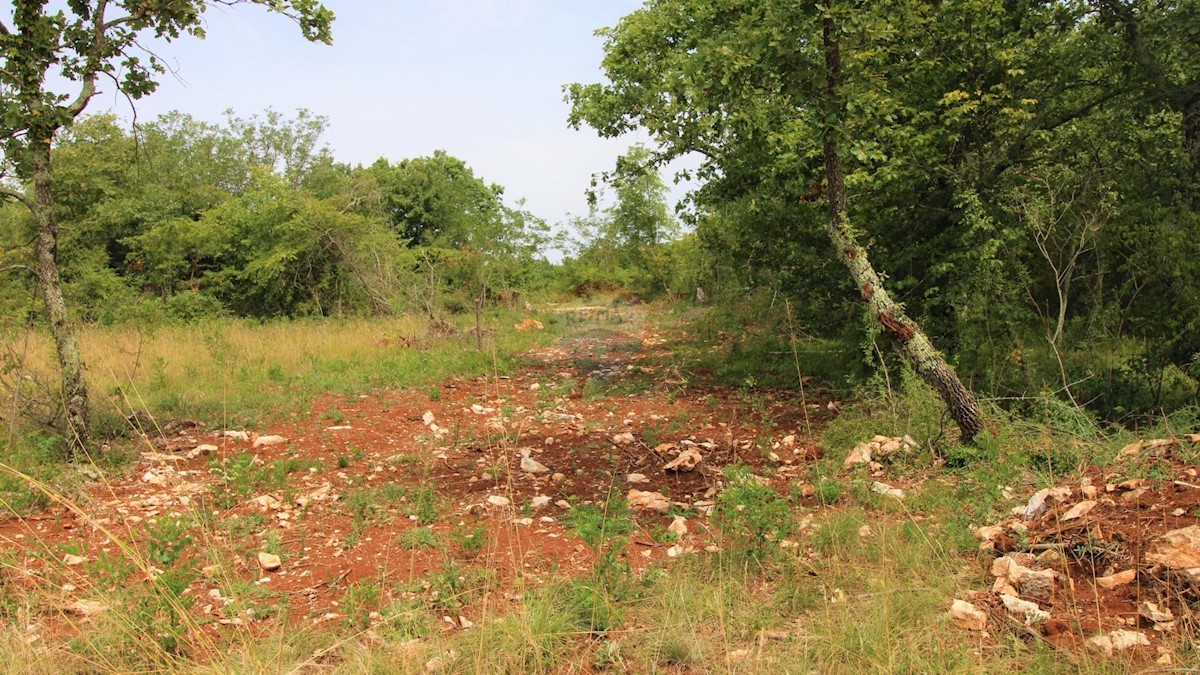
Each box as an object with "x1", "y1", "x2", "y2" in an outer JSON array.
[
  {"x1": 6, "y1": 312, "x2": 553, "y2": 434},
  {"x1": 0, "y1": 304, "x2": 1192, "y2": 673}
]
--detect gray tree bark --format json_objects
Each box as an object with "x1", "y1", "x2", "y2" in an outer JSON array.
[
  {"x1": 822, "y1": 18, "x2": 986, "y2": 443},
  {"x1": 30, "y1": 134, "x2": 90, "y2": 457}
]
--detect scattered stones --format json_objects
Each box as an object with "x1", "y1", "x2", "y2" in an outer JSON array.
[
  {"x1": 1088, "y1": 629, "x2": 1150, "y2": 656},
  {"x1": 63, "y1": 600, "x2": 108, "y2": 618},
  {"x1": 664, "y1": 447, "x2": 703, "y2": 472},
  {"x1": 519, "y1": 449, "x2": 550, "y2": 474},
  {"x1": 1060, "y1": 500, "x2": 1097, "y2": 521},
  {"x1": 949, "y1": 599, "x2": 988, "y2": 631},
  {"x1": 1147, "y1": 525, "x2": 1200, "y2": 588},
  {"x1": 991, "y1": 555, "x2": 1055, "y2": 599},
  {"x1": 1121, "y1": 438, "x2": 1185, "y2": 457},
  {"x1": 627, "y1": 489, "x2": 670, "y2": 511},
  {"x1": 625, "y1": 473, "x2": 650, "y2": 484},
  {"x1": 252, "y1": 494, "x2": 284, "y2": 511},
  {"x1": 1013, "y1": 487, "x2": 1071, "y2": 520},
  {"x1": 294, "y1": 484, "x2": 333, "y2": 508},
  {"x1": 252, "y1": 434, "x2": 287, "y2": 448},
  {"x1": 668, "y1": 516, "x2": 689, "y2": 538},
  {"x1": 1095, "y1": 569, "x2": 1137, "y2": 589},
  {"x1": 844, "y1": 435, "x2": 917, "y2": 469},
  {"x1": 870, "y1": 481, "x2": 905, "y2": 499},
  {"x1": 999, "y1": 594, "x2": 1050, "y2": 625},
  {"x1": 1139, "y1": 601, "x2": 1175, "y2": 624},
  {"x1": 844, "y1": 443, "x2": 873, "y2": 468},
  {"x1": 257, "y1": 552, "x2": 282, "y2": 571}
]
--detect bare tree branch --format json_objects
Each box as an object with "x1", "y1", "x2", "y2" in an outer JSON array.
[{"x1": 0, "y1": 185, "x2": 33, "y2": 212}]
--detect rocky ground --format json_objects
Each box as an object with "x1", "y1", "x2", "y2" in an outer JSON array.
[
  {"x1": 0, "y1": 307, "x2": 825, "y2": 648},
  {"x1": 2, "y1": 305, "x2": 1198, "y2": 669}
]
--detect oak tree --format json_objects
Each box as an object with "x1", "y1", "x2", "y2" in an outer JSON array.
[{"x1": 0, "y1": 0, "x2": 333, "y2": 456}]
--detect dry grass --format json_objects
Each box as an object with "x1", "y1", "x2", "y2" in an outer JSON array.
[{"x1": 3, "y1": 312, "x2": 548, "y2": 435}]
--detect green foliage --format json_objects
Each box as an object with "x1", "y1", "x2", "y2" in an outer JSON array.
[
  {"x1": 449, "y1": 524, "x2": 488, "y2": 559},
  {"x1": 137, "y1": 516, "x2": 199, "y2": 655},
  {"x1": 398, "y1": 527, "x2": 442, "y2": 550},
  {"x1": 562, "y1": 493, "x2": 635, "y2": 631},
  {"x1": 561, "y1": 145, "x2": 681, "y2": 298},
  {"x1": 713, "y1": 465, "x2": 794, "y2": 557},
  {"x1": 566, "y1": 0, "x2": 1200, "y2": 427}
]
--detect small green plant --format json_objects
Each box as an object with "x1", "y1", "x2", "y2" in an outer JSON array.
[
  {"x1": 562, "y1": 493, "x2": 634, "y2": 631},
  {"x1": 399, "y1": 527, "x2": 442, "y2": 550},
  {"x1": 342, "y1": 578, "x2": 383, "y2": 629},
  {"x1": 379, "y1": 596, "x2": 431, "y2": 640},
  {"x1": 451, "y1": 524, "x2": 488, "y2": 558},
  {"x1": 714, "y1": 465, "x2": 794, "y2": 558},
  {"x1": 137, "y1": 517, "x2": 199, "y2": 654},
  {"x1": 812, "y1": 477, "x2": 844, "y2": 506},
  {"x1": 86, "y1": 550, "x2": 136, "y2": 592},
  {"x1": 594, "y1": 639, "x2": 625, "y2": 670},
  {"x1": 405, "y1": 485, "x2": 441, "y2": 525},
  {"x1": 221, "y1": 579, "x2": 288, "y2": 621},
  {"x1": 426, "y1": 563, "x2": 492, "y2": 610}
]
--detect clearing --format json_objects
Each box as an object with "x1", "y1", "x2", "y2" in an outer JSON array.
[{"x1": 1, "y1": 305, "x2": 1197, "y2": 672}]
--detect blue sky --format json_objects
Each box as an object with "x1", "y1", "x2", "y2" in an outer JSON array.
[{"x1": 93, "y1": 1, "x2": 695, "y2": 230}]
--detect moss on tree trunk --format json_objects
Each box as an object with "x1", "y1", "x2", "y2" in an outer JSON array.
[
  {"x1": 822, "y1": 17, "x2": 985, "y2": 443},
  {"x1": 31, "y1": 135, "x2": 90, "y2": 457}
]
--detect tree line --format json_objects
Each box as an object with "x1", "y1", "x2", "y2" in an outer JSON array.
[
  {"x1": 567, "y1": 0, "x2": 1199, "y2": 433},
  {"x1": 0, "y1": 111, "x2": 553, "y2": 325},
  {"x1": 3, "y1": 0, "x2": 1198, "y2": 455}
]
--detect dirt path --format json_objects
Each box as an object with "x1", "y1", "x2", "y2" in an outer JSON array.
[{"x1": 0, "y1": 306, "x2": 826, "y2": 640}]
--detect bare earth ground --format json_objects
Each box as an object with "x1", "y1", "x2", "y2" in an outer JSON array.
[
  {"x1": 3, "y1": 305, "x2": 1199, "y2": 668},
  {"x1": 0, "y1": 308, "x2": 827, "y2": 649}
]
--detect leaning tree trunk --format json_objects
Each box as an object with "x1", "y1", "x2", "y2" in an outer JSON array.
[
  {"x1": 821, "y1": 18, "x2": 986, "y2": 444},
  {"x1": 30, "y1": 135, "x2": 91, "y2": 457}
]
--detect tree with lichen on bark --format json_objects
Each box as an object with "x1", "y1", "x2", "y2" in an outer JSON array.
[
  {"x1": 0, "y1": 0, "x2": 333, "y2": 458},
  {"x1": 567, "y1": 0, "x2": 989, "y2": 442}
]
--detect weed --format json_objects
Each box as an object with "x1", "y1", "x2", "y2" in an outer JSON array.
[
  {"x1": 562, "y1": 493, "x2": 634, "y2": 631},
  {"x1": 138, "y1": 517, "x2": 200, "y2": 654},
  {"x1": 342, "y1": 578, "x2": 382, "y2": 629},
  {"x1": 713, "y1": 465, "x2": 794, "y2": 558},
  {"x1": 426, "y1": 563, "x2": 492, "y2": 611},
  {"x1": 812, "y1": 477, "x2": 844, "y2": 505},
  {"x1": 378, "y1": 596, "x2": 431, "y2": 640},
  {"x1": 87, "y1": 551, "x2": 137, "y2": 592},
  {"x1": 451, "y1": 524, "x2": 488, "y2": 558},
  {"x1": 221, "y1": 579, "x2": 288, "y2": 621},
  {"x1": 404, "y1": 484, "x2": 442, "y2": 525},
  {"x1": 399, "y1": 527, "x2": 442, "y2": 550}
]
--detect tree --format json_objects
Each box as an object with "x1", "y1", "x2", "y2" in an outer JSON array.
[
  {"x1": 566, "y1": 145, "x2": 680, "y2": 297},
  {"x1": 568, "y1": 0, "x2": 989, "y2": 441},
  {"x1": 368, "y1": 151, "x2": 551, "y2": 327},
  {"x1": 0, "y1": 1, "x2": 333, "y2": 456}
]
